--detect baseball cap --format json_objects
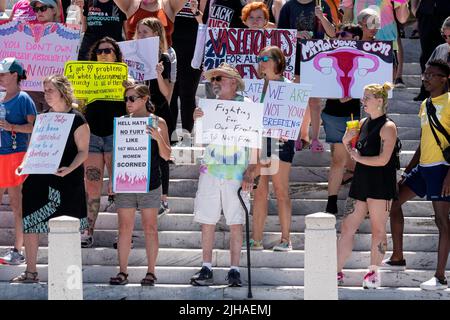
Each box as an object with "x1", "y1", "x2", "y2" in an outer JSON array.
[{"x1": 0, "y1": 58, "x2": 26, "y2": 77}]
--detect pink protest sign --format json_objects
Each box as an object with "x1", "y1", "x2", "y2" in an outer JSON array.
[
  {"x1": 0, "y1": 20, "x2": 80, "y2": 91},
  {"x1": 299, "y1": 39, "x2": 394, "y2": 98}
]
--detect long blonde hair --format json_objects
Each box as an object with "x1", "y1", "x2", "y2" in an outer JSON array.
[
  {"x1": 364, "y1": 82, "x2": 394, "y2": 114},
  {"x1": 136, "y1": 17, "x2": 168, "y2": 58}
]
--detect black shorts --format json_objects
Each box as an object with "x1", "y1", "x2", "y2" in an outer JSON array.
[{"x1": 262, "y1": 138, "x2": 295, "y2": 163}]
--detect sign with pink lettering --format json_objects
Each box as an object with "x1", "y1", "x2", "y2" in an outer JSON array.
[
  {"x1": 0, "y1": 20, "x2": 80, "y2": 91},
  {"x1": 113, "y1": 117, "x2": 152, "y2": 193},
  {"x1": 300, "y1": 39, "x2": 393, "y2": 98},
  {"x1": 20, "y1": 113, "x2": 75, "y2": 174},
  {"x1": 204, "y1": 28, "x2": 297, "y2": 80}
]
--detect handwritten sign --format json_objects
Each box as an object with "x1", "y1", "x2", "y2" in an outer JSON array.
[
  {"x1": 195, "y1": 98, "x2": 264, "y2": 148},
  {"x1": 204, "y1": 28, "x2": 297, "y2": 80},
  {"x1": 243, "y1": 79, "x2": 265, "y2": 103},
  {"x1": 119, "y1": 37, "x2": 159, "y2": 81},
  {"x1": 64, "y1": 61, "x2": 128, "y2": 104},
  {"x1": 0, "y1": 21, "x2": 80, "y2": 91},
  {"x1": 20, "y1": 113, "x2": 75, "y2": 174},
  {"x1": 113, "y1": 117, "x2": 152, "y2": 193},
  {"x1": 262, "y1": 81, "x2": 312, "y2": 140},
  {"x1": 300, "y1": 39, "x2": 393, "y2": 98}
]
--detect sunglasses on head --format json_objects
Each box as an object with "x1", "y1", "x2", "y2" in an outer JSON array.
[
  {"x1": 32, "y1": 5, "x2": 53, "y2": 12},
  {"x1": 95, "y1": 48, "x2": 115, "y2": 55},
  {"x1": 124, "y1": 95, "x2": 142, "y2": 103},
  {"x1": 257, "y1": 55, "x2": 274, "y2": 63}
]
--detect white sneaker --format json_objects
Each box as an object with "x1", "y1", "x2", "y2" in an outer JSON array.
[
  {"x1": 420, "y1": 277, "x2": 448, "y2": 291},
  {"x1": 362, "y1": 270, "x2": 381, "y2": 289}
]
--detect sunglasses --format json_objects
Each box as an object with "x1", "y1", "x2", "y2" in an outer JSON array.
[
  {"x1": 257, "y1": 55, "x2": 274, "y2": 63},
  {"x1": 336, "y1": 31, "x2": 353, "y2": 38},
  {"x1": 124, "y1": 95, "x2": 142, "y2": 103},
  {"x1": 32, "y1": 5, "x2": 53, "y2": 12},
  {"x1": 95, "y1": 48, "x2": 115, "y2": 55},
  {"x1": 210, "y1": 75, "x2": 232, "y2": 82}
]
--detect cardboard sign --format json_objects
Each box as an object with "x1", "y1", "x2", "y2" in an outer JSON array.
[
  {"x1": 20, "y1": 113, "x2": 75, "y2": 174},
  {"x1": 195, "y1": 98, "x2": 264, "y2": 148},
  {"x1": 0, "y1": 21, "x2": 80, "y2": 91},
  {"x1": 119, "y1": 37, "x2": 159, "y2": 81},
  {"x1": 243, "y1": 79, "x2": 265, "y2": 103},
  {"x1": 113, "y1": 117, "x2": 152, "y2": 193},
  {"x1": 64, "y1": 61, "x2": 128, "y2": 104},
  {"x1": 262, "y1": 81, "x2": 312, "y2": 140},
  {"x1": 204, "y1": 28, "x2": 297, "y2": 80},
  {"x1": 300, "y1": 39, "x2": 394, "y2": 98}
]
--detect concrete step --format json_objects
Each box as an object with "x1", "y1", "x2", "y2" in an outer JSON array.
[
  {"x1": 0, "y1": 264, "x2": 447, "y2": 287},
  {"x1": 402, "y1": 39, "x2": 421, "y2": 63},
  {"x1": 0, "y1": 229, "x2": 441, "y2": 251},
  {"x1": 1, "y1": 282, "x2": 449, "y2": 300},
  {"x1": 2, "y1": 245, "x2": 445, "y2": 270},
  {"x1": 402, "y1": 63, "x2": 421, "y2": 75}
]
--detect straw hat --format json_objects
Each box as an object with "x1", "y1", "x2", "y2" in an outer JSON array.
[{"x1": 204, "y1": 63, "x2": 245, "y2": 92}]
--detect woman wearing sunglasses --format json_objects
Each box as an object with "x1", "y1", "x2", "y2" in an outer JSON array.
[
  {"x1": 80, "y1": 37, "x2": 127, "y2": 248},
  {"x1": 246, "y1": 46, "x2": 295, "y2": 252},
  {"x1": 109, "y1": 83, "x2": 171, "y2": 286},
  {"x1": 8, "y1": 0, "x2": 64, "y2": 23}
]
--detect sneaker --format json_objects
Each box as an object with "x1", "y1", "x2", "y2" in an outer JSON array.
[
  {"x1": 190, "y1": 266, "x2": 214, "y2": 286},
  {"x1": 81, "y1": 234, "x2": 94, "y2": 248},
  {"x1": 337, "y1": 272, "x2": 344, "y2": 286},
  {"x1": 158, "y1": 200, "x2": 170, "y2": 217},
  {"x1": 394, "y1": 77, "x2": 406, "y2": 88},
  {"x1": 362, "y1": 270, "x2": 381, "y2": 289},
  {"x1": 0, "y1": 248, "x2": 25, "y2": 265},
  {"x1": 242, "y1": 239, "x2": 264, "y2": 250},
  {"x1": 420, "y1": 276, "x2": 448, "y2": 291},
  {"x1": 273, "y1": 240, "x2": 292, "y2": 252},
  {"x1": 112, "y1": 236, "x2": 135, "y2": 250},
  {"x1": 226, "y1": 269, "x2": 242, "y2": 287},
  {"x1": 379, "y1": 258, "x2": 406, "y2": 271}
]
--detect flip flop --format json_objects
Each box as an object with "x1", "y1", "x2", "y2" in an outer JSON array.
[{"x1": 310, "y1": 139, "x2": 324, "y2": 153}]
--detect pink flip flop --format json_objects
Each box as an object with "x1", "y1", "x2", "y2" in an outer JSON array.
[{"x1": 310, "y1": 138, "x2": 324, "y2": 153}]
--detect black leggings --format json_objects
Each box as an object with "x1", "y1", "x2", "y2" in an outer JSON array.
[{"x1": 159, "y1": 157, "x2": 169, "y2": 196}]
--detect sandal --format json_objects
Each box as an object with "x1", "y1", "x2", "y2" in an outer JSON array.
[
  {"x1": 141, "y1": 272, "x2": 157, "y2": 286},
  {"x1": 11, "y1": 271, "x2": 39, "y2": 283},
  {"x1": 310, "y1": 138, "x2": 324, "y2": 153},
  {"x1": 295, "y1": 138, "x2": 310, "y2": 151},
  {"x1": 110, "y1": 272, "x2": 128, "y2": 285}
]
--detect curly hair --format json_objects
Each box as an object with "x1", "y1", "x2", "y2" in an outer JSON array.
[
  {"x1": 241, "y1": 2, "x2": 269, "y2": 25},
  {"x1": 43, "y1": 74, "x2": 75, "y2": 108},
  {"x1": 87, "y1": 37, "x2": 123, "y2": 62}
]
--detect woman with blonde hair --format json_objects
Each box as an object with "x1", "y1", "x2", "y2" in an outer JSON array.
[{"x1": 337, "y1": 82, "x2": 400, "y2": 289}]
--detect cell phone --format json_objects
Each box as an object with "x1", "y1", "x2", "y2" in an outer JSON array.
[{"x1": 150, "y1": 116, "x2": 159, "y2": 129}]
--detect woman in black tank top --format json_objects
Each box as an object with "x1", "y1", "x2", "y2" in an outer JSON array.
[
  {"x1": 110, "y1": 83, "x2": 171, "y2": 286},
  {"x1": 337, "y1": 83, "x2": 399, "y2": 289}
]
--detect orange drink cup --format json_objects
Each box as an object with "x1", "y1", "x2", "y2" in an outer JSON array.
[{"x1": 346, "y1": 120, "x2": 359, "y2": 148}]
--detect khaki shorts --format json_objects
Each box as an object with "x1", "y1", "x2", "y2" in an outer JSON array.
[
  {"x1": 115, "y1": 186, "x2": 162, "y2": 210},
  {"x1": 194, "y1": 172, "x2": 250, "y2": 225}
]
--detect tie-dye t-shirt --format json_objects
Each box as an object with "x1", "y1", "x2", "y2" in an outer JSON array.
[
  {"x1": 342, "y1": 0, "x2": 401, "y2": 42},
  {"x1": 200, "y1": 94, "x2": 250, "y2": 181}
]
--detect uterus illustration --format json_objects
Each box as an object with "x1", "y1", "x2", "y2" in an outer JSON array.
[{"x1": 313, "y1": 49, "x2": 380, "y2": 97}]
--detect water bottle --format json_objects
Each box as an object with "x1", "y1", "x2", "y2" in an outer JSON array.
[{"x1": 0, "y1": 91, "x2": 6, "y2": 132}]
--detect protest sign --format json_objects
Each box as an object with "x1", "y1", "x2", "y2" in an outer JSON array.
[
  {"x1": 243, "y1": 79, "x2": 265, "y2": 103},
  {"x1": 119, "y1": 37, "x2": 159, "y2": 81},
  {"x1": 204, "y1": 28, "x2": 297, "y2": 80},
  {"x1": 113, "y1": 117, "x2": 152, "y2": 193},
  {"x1": 195, "y1": 98, "x2": 264, "y2": 148},
  {"x1": 20, "y1": 113, "x2": 75, "y2": 174},
  {"x1": 300, "y1": 39, "x2": 393, "y2": 98},
  {"x1": 64, "y1": 61, "x2": 128, "y2": 104},
  {"x1": 262, "y1": 81, "x2": 312, "y2": 140},
  {"x1": 0, "y1": 21, "x2": 80, "y2": 91}
]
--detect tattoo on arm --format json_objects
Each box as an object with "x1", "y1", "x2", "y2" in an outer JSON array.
[
  {"x1": 86, "y1": 166, "x2": 102, "y2": 181},
  {"x1": 377, "y1": 241, "x2": 387, "y2": 255}
]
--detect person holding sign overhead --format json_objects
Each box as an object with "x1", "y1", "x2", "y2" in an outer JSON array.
[
  {"x1": 109, "y1": 83, "x2": 171, "y2": 286},
  {"x1": 246, "y1": 45, "x2": 295, "y2": 251},
  {"x1": 0, "y1": 58, "x2": 36, "y2": 266},
  {"x1": 81, "y1": 37, "x2": 127, "y2": 248},
  {"x1": 190, "y1": 63, "x2": 258, "y2": 287},
  {"x1": 11, "y1": 75, "x2": 89, "y2": 283}
]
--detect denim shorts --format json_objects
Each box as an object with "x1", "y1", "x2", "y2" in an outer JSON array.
[
  {"x1": 115, "y1": 186, "x2": 162, "y2": 209},
  {"x1": 404, "y1": 164, "x2": 450, "y2": 201},
  {"x1": 321, "y1": 112, "x2": 358, "y2": 144},
  {"x1": 89, "y1": 134, "x2": 113, "y2": 153}
]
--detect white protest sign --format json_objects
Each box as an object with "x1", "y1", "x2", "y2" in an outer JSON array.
[
  {"x1": 113, "y1": 117, "x2": 152, "y2": 193},
  {"x1": 21, "y1": 113, "x2": 75, "y2": 174},
  {"x1": 119, "y1": 37, "x2": 159, "y2": 81},
  {"x1": 263, "y1": 81, "x2": 313, "y2": 140},
  {"x1": 195, "y1": 98, "x2": 264, "y2": 148},
  {"x1": 0, "y1": 21, "x2": 81, "y2": 91},
  {"x1": 243, "y1": 79, "x2": 265, "y2": 103}
]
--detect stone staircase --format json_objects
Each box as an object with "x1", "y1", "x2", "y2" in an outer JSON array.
[{"x1": 1, "y1": 38, "x2": 450, "y2": 300}]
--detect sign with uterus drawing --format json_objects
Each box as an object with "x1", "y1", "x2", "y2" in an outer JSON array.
[{"x1": 299, "y1": 39, "x2": 393, "y2": 98}]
